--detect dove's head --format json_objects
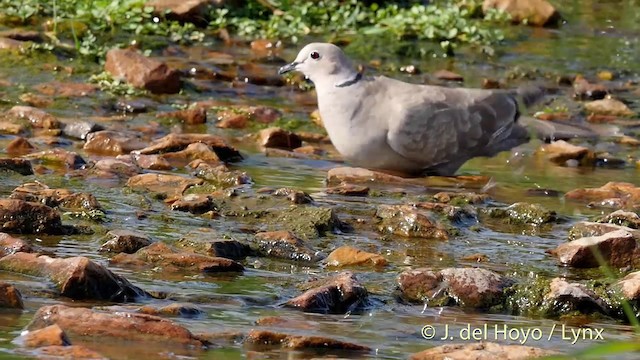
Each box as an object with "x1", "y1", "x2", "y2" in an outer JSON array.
[{"x1": 278, "y1": 43, "x2": 358, "y2": 86}]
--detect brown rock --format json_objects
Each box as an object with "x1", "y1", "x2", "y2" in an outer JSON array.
[
  {"x1": 537, "y1": 140, "x2": 594, "y2": 165},
  {"x1": 326, "y1": 246, "x2": 387, "y2": 267},
  {"x1": 250, "y1": 106, "x2": 281, "y2": 123},
  {"x1": 376, "y1": 205, "x2": 450, "y2": 239},
  {"x1": 433, "y1": 191, "x2": 489, "y2": 204},
  {"x1": 17, "y1": 324, "x2": 70, "y2": 347},
  {"x1": 595, "y1": 210, "x2": 640, "y2": 229},
  {"x1": 482, "y1": 0, "x2": 560, "y2": 26},
  {"x1": 286, "y1": 272, "x2": 368, "y2": 314},
  {"x1": 105, "y1": 48, "x2": 181, "y2": 94},
  {"x1": 325, "y1": 183, "x2": 369, "y2": 196},
  {"x1": 0, "y1": 232, "x2": 34, "y2": 257},
  {"x1": 33, "y1": 81, "x2": 97, "y2": 97},
  {"x1": 146, "y1": 0, "x2": 214, "y2": 25},
  {"x1": 534, "y1": 112, "x2": 570, "y2": 121},
  {"x1": 7, "y1": 105, "x2": 60, "y2": 129},
  {"x1": 19, "y1": 92, "x2": 53, "y2": 108},
  {"x1": 0, "y1": 121, "x2": 26, "y2": 134},
  {"x1": 482, "y1": 78, "x2": 502, "y2": 89},
  {"x1": 188, "y1": 160, "x2": 251, "y2": 186},
  {"x1": 0, "y1": 37, "x2": 27, "y2": 50},
  {"x1": 293, "y1": 145, "x2": 325, "y2": 156},
  {"x1": 100, "y1": 229, "x2": 153, "y2": 254},
  {"x1": 23, "y1": 148, "x2": 86, "y2": 169},
  {"x1": 0, "y1": 158, "x2": 33, "y2": 175},
  {"x1": 10, "y1": 182, "x2": 102, "y2": 211},
  {"x1": 548, "y1": 229, "x2": 637, "y2": 268},
  {"x1": 618, "y1": 135, "x2": 640, "y2": 146},
  {"x1": 27, "y1": 305, "x2": 205, "y2": 347},
  {"x1": 410, "y1": 342, "x2": 556, "y2": 360},
  {"x1": 567, "y1": 221, "x2": 640, "y2": 241},
  {"x1": 36, "y1": 345, "x2": 107, "y2": 359},
  {"x1": 272, "y1": 187, "x2": 313, "y2": 204},
  {"x1": 159, "y1": 142, "x2": 221, "y2": 168},
  {"x1": 138, "y1": 303, "x2": 204, "y2": 318},
  {"x1": 131, "y1": 154, "x2": 173, "y2": 170},
  {"x1": 177, "y1": 237, "x2": 252, "y2": 260},
  {"x1": 0, "y1": 282, "x2": 24, "y2": 309},
  {"x1": 254, "y1": 231, "x2": 322, "y2": 262},
  {"x1": 0, "y1": 199, "x2": 63, "y2": 234},
  {"x1": 171, "y1": 194, "x2": 217, "y2": 214},
  {"x1": 245, "y1": 329, "x2": 370, "y2": 352},
  {"x1": 6, "y1": 137, "x2": 36, "y2": 155},
  {"x1": 326, "y1": 166, "x2": 489, "y2": 189},
  {"x1": 433, "y1": 69, "x2": 463, "y2": 81},
  {"x1": 616, "y1": 271, "x2": 640, "y2": 301},
  {"x1": 584, "y1": 98, "x2": 635, "y2": 117},
  {"x1": 83, "y1": 130, "x2": 148, "y2": 155},
  {"x1": 91, "y1": 157, "x2": 141, "y2": 178},
  {"x1": 111, "y1": 242, "x2": 244, "y2": 273},
  {"x1": 572, "y1": 76, "x2": 608, "y2": 100},
  {"x1": 0, "y1": 252, "x2": 145, "y2": 300},
  {"x1": 127, "y1": 173, "x2": 204, "y2": 197},
  {"x1": 216, "y1": 112, "x2": 249, "y2": 129},
  {"x1": 565, "y1": 182, "x2": 640, "y2": 204},
  {"x1": 135, "y1": 133, "x2": 242, "y2": 162},
  {"x1": 156, "y1": 106, "x2": 206, "y2": 125},
  {"x1": 545, "y1": 278, "x2": 609, "y2": 314},
  {"x1": 259, "y1": 127, "x2": 302, "y2": 150}
]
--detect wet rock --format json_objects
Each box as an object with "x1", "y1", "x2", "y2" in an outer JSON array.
[
  {"x1": 0, "y1": 199, "x2": 63, "y2": 234},
  {"x1": 111, "y1": 242, "x2": 244, "y2": 273},
  {"x1": 27, "y1": 305, "x2": 206, "y2": 347},
  {"x1": 567, "y1": 221, "x2": 640, "y2": 241},
  {"x1": 100, "y1": 229, "x2": 153, "y2": 254},
  {"x1": 376, "y1": 205, "x2": 450, "y2": 239},
  {"x1": 595, "y1": 210, "x2": 640, "y2": 229},
  {"x1": 10, "y1": 182, "x2": 102, "y2": 211},
  {"x1": 0, "y1": 282, "x2": 24, "y2": 309},
  {"x1": 0, "y1": 29, "x2": 43, "y2": 42},
  {"x1": 565, "y1": 182, "x2": 640, "y2": 204},
  {"x1": 292, "y1": 145, "x2": 324, "y2": 157},
  {"x1": 216, "y1": 112, "x2": 249, "y2": 129},
  {"x1": 269, "y1": 206, "x2": 343, "y2": 239},
  {"x1": 129, "y1": 154, "x2": 172, "y2": 171},
  {"x1": 0, "y1": 252, "x2": 145, "y2": 301},
  {"x1": 482, "y1": 78, "x2": 502, "y2": 89},
  {"x1": 177, "y1": 237, "x2": 252, "y2": 260},
  {"x1": 461, "y1": 253, "x2": 490, "y2": 262},
  {"x1": 34, "y1": 345, "x2": 106, "y2": 359},
  {"x1": 286, "y1": 272, "x2": 369, "y2": 314},
  {"x1": 7, "y1": 105, "x2": 60, "y2": 129},
  {"x1": 545, "y1": 278, "x2": 609, "y2": 315},
  {"x1": 326, "y1": 183, "x2": 369, "y2": 196},
  {"x1": 83, "y1": 130, "x2": 148, "y2": 155},
  {"x1": 92, "y1": 157, "x2": 141, "y2": 178},
  {"x1": 433, "y1": 69, "x2": 463, "y2": 82},
  {"x1": 33, "y1": 81, "x2": 97, "y2": 97},
  {"x1": 237, "y1": 63, "x2": 286, "y2": 86},
  {"x1": 414, "y1": 202, "x2": 477, "y2": 223},
  {"x1": 433, "y1": 191, "x2": 489, "y2": 205},
  {"x1": 245, "y1": 329, "x2": 369, "y2": 352},
  {"x1": 171, "y1": 194, "x2": 217, "y2": 214},
  {"x1": 572, "y1": 76, "x2": 608, "y2": 100},
  {"x1": 483, "y1": 202, "x2": 556, "y2": 225},
  {"x1": 272, "y1": 187, "x2": 313, "y2": 204},
  {"x1": 156, "y1": 106, "x2": 206, "y2": 125},
  {"x1": 127, "y1": 173, "x2": 204, "y2": 198},
  {"x1": 189, "y1": 160, "x2": 252, "y2": 187},
  {"x1": 0, "y1": 121, "x2": 26, "y2": 135},
  {"x1": 584, "y1": 98, "x2": 634, "y2": 117},
  {"x1": 0, "y1": 37, "x2": 27, "y2": 50},
  {"x1": 616, "y1": 271, "x2": 640, "y2": 301},
  {"x1": 251, "y1": 106, "x2": 282, "y2": 123},
  {"x1": 526, "y1": 188, "x2": 561, "y2": 197},
  {"x1": 105, "y1": 48, "x2": 181, "y2": 94},
  {"x1": 410, "y1": 342, "x2": 556, "y2": 360},
  {"x1": 482, "y1": 0, "x2": 561, "y2": 26},
  {"x1": 259, "y1": 127, "x2": 302, "y2": 150},
  {"x1": 60, "y1": 120, "x2": 103, "y2": 140},
  {"x1": 254, "y1": 231, "x2": 323, "y2": 262},
  {"x1": 398, "y1": 267, "x2": 511, "y2": 308},
  {"x1": 16, "y1": 324, "x2": 70, "y2": 347},
  {"x1": 159, "y1": 142, "x2": 221, "y2": 168},
  {"x1": 0, "y1": 232, "x2": 34, "y2": 257},
  {"x1": 146, "y1": 0, "x2": 214, "y2": 25},
  {"x1": 138, "y1": 303, "x2": 204, "y2": 318},
  {"x1": 537, "y1": 140, "x2": 595, "y2": 165},
  {"x1": 325, "y1": 246, "x2": 387, "y2": 267},
  {"x1": 6, "y1": 137, "x2": 36, "y2": 155},
  {"x1": 0, "y1": 158, "x2": 33, "y2": 175},
  {"x1": 23, "y1": 148, "x2": 86, "y2": 169},
  {"x1": 135, "y1": 133, "x2": 242, "y2": 162},
  {"x1": 19, "y1": 92, "x2": 52, "y2": 108},
  {"x1": 327, "y1": 166, "x2": 490, "y2": 189},
  {"x1": 534, "y1": 111, "x2": 571, "y2": 121},
  {"x1": 547, "y1": 229, "x2": 637, "y2": 268}
]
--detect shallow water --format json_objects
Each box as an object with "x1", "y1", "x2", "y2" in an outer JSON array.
[{"x1": 1, "y1": 1, "x2": 640, "y2": 359}]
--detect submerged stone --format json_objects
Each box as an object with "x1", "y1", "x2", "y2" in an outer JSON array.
[
  {"x1": 548, "y1": 229, "x2": 638, "y2": 268},
  {"x1": 410, "y1": 342, "x2": 556, "y2": 360},
  {"x1": 245, "y1": 329, "x2": 370, "y2": 352},
  {"x1": 253, "y1": 230, "x2": 323, "y2": 262},
  {"x1": 286, "y1": 272, "x2": 369, "y2": 314},
  {"x1": 0, "y1": 282, "x2": 24, "y2": 309},
  {"x1": 0, "y1": 199, "x2": 63, "y2": 234},
  {"x1": 325, "y1": 246, "x2": 387, "y2": 267},
  {"x1": 0, "y1": 158, "x2": 33, "y2": 175},
  {"x1": 100, "y1": 229, "x2": 153, "y2": 254},
  {"x1": 376, "y1": 205, "x2": 450, "y2": 239}
]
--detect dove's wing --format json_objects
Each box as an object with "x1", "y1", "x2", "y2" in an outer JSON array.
[{"x1": 385, "y1": 84, "x2": 527, "y2": 169}]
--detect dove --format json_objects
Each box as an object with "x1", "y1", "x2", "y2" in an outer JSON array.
[{"x1": 278, "y1": 43, "x2": 603, "y2": 176}]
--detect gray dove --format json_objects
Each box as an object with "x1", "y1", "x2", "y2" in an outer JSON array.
[{"x1": 278, "y1": 43, "x2": 599, "y2": 176}]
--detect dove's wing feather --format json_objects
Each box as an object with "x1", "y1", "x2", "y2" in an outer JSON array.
[{"x1": 385, "y1": 82, "x2": 527, "y2": 170}]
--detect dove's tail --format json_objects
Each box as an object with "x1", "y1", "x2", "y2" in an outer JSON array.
[{"x1": 519, "y1": 116, "x2": 621, "y2": 142}]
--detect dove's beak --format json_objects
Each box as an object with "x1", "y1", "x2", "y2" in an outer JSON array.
[{"x1": 278, "y1": 61, "x2": 299, "y2": 75}]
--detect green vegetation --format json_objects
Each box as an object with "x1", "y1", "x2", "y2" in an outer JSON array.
[{"x1": 0, "y1": 0, "x2": 509, "y2": 60}]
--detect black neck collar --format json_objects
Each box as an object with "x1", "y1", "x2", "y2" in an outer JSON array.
[{"x1": 335, "y1": 72, "x2": 363, "y2": 88}]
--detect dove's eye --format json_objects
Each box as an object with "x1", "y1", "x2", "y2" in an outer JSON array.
[{"x1": 310, "y1": 51, "x2": 320, "y2": 60}]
